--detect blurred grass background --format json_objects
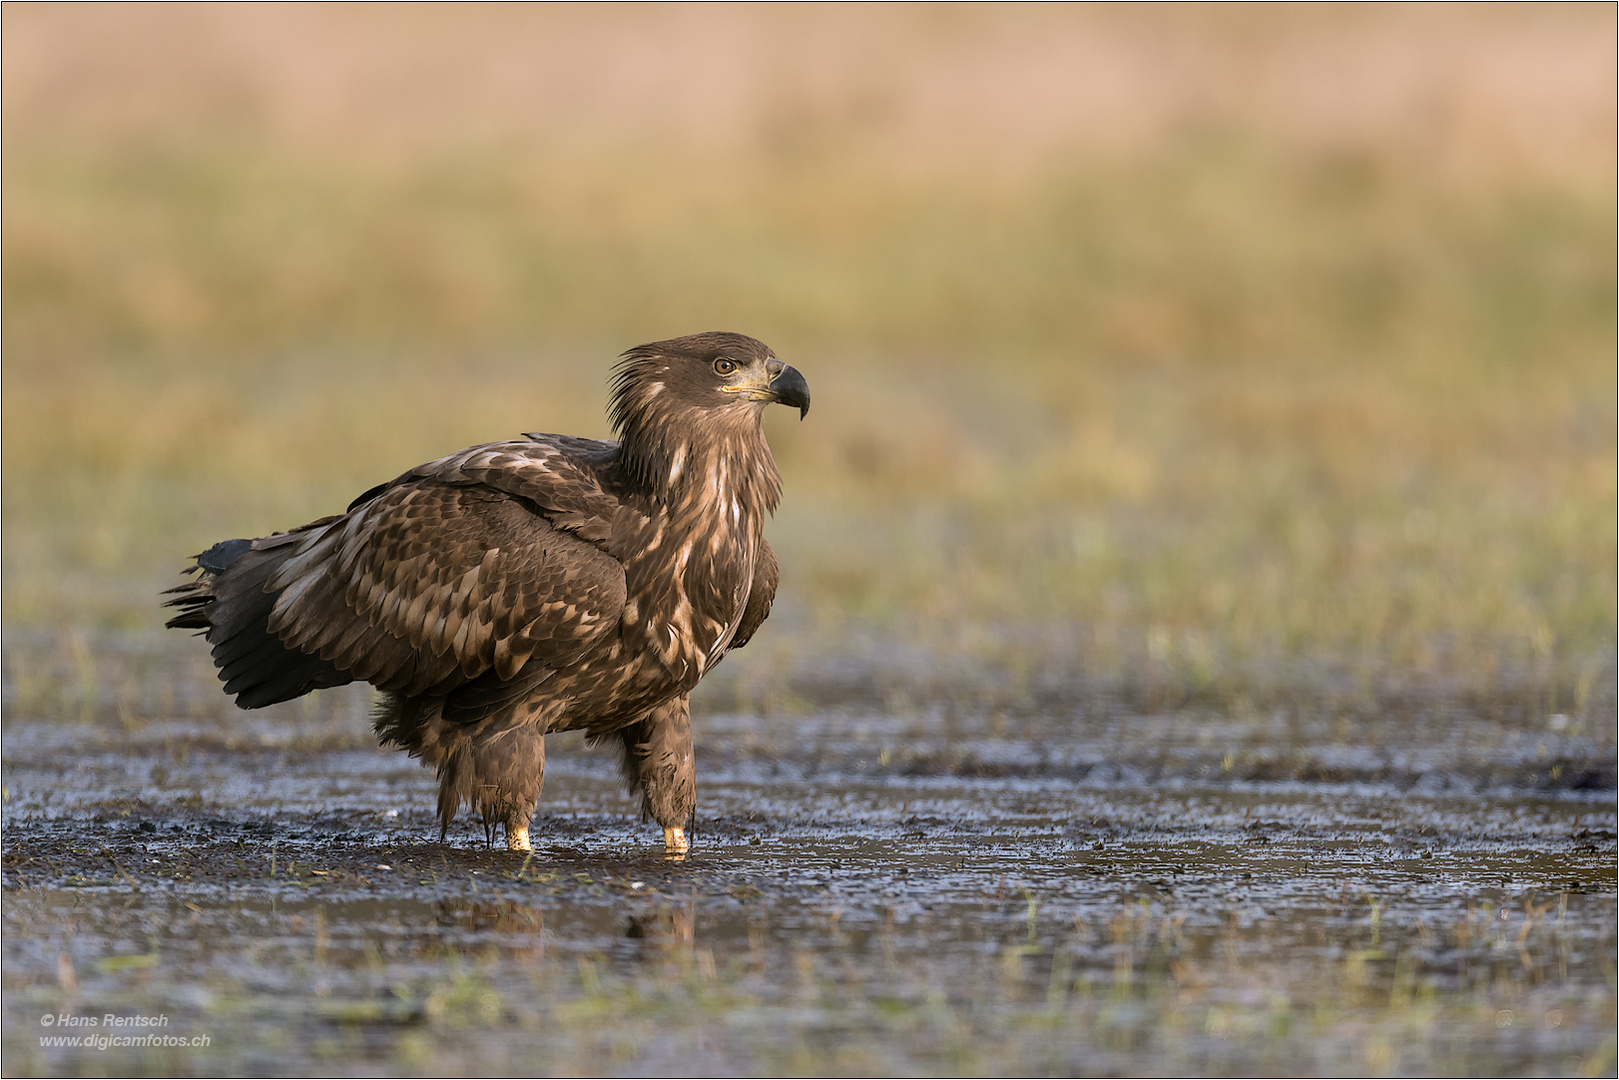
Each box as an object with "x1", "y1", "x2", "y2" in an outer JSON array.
[{"x1": 3, "y1": 4, "x2": 1614, "y2": 728}]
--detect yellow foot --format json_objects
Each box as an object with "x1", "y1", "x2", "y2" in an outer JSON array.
[
  {"x1": 663, "y1": 826, "x2": 688, "y2": 859},
  {"x1": 507, "y1": 822, "x2": 531, "y2": 851}
]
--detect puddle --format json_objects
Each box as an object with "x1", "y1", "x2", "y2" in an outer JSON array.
[{"x1": 3, "y1": 681, "x2": 1615, "y2": 1076}]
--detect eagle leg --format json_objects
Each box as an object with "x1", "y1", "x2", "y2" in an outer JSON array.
[
  {"x1": 611, "y1": 695, "x2": 696, "y2": 858},
  {"x1": 507, "y1": 820, "x2": 531, "y2": 851},
  {"x1": 407, "y1": 706, "x2": 544, "y2": 852}
]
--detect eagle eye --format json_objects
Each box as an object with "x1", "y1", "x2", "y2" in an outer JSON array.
[{"x1": 713, "y1": 357, "x2": 737, "y2": 376}]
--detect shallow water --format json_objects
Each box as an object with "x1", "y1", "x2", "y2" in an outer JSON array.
[{"x1": 2, "y1": 653, "x2": 1615, "y2": 1077}]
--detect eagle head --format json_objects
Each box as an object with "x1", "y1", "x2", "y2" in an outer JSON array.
[
  {"x1": 611, "y1": 331, "x2": 809, "y2": 428},
  {"x1": 608, "y1": 331, "x2": 809, "y2": 501}
]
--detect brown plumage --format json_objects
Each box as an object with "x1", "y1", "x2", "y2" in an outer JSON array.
[{"x1": 165, "y1": 332, "x2": 808, "y2": 853}]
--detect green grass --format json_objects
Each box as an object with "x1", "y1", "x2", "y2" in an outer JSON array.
[
  {"x1": 5, "y1": 887, "x2": 1614, "y2": 1077},
  {"x1": 3, "y1": 9, "x2": 1614, "y2": 727}
]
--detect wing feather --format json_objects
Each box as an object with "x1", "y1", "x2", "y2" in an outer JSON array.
[
  {"x1": 266, "y1": 451, "x2": 627, "y2": 699},
  {"x1": 181, "y1": 436, "x2": 631, "y2": 715},
  {"x1": 729, "y1": 537, "x2": 779, "y2": 651}
]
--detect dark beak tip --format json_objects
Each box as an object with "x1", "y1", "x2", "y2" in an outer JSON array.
[{"x1": 769, "y1": 365, "x2": 811, "y2": 421}]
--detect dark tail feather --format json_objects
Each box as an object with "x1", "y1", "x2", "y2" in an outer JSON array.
[{"x1": 163, "y1": 537, "x2": 351, "y2": 708}]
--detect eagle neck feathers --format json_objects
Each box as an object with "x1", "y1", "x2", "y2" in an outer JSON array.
[
  {"x1": 607, "y1": 350, "x2": 783, "y2": 516},
  {"x1": 605, "y1": 347, "x2": 783, "y2": 685}
]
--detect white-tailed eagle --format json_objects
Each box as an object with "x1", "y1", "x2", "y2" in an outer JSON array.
[{"x1": 166, "y1": 332, "x2": 809, "y2": 855}]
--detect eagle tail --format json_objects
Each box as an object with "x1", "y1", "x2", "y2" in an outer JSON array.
[{"x1": 163, "y1": 535, "x2": 351, "y2": 709}]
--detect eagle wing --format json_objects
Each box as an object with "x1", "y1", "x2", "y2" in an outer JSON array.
[
  {"x1": 199, "y1": 440, "x2": 628, "y2": 711},
  {"x1": 357, "y1": 436, "x2": 626, "y2": 544},
  {"x1": 728, "y1": 537, "x2": 778, "y2": 651}
]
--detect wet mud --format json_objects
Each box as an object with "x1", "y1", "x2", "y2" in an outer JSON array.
[{"x1": 3, "y1": 672, "x2": 1616, "y2": 1077}]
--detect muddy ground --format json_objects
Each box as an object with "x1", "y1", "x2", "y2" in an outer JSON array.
[{"x1": 2, "y1": 636, "x2": 1615, "y2": 1077}]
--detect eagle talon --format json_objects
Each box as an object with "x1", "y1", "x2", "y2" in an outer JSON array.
[{"x1": 663, "y1": 826, "x2": 688, "y2": 858}]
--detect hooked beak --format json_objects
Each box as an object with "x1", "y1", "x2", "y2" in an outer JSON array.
[{"x1": 767, "y1": 364, "x2": 811, "y2": 420}]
